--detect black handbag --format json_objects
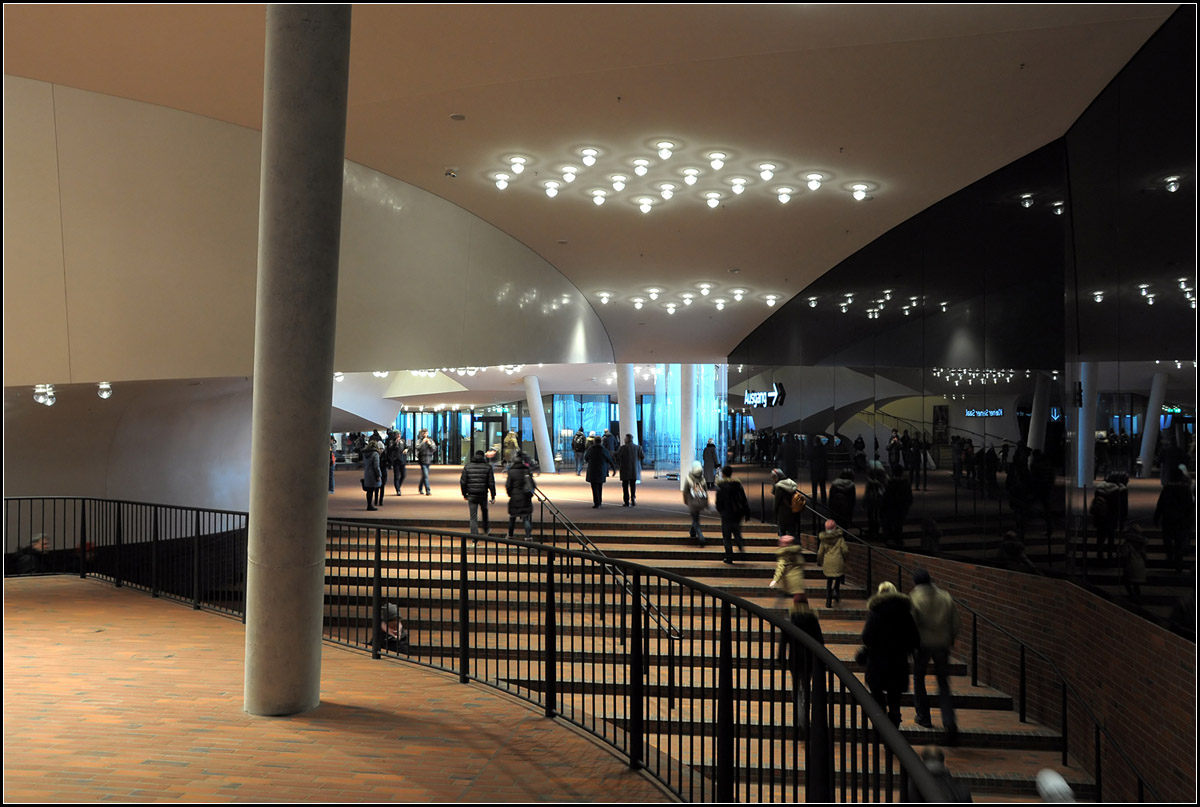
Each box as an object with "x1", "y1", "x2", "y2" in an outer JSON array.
[{"x1": 360, "y1": 478, "x2": 368, "y2": 492}]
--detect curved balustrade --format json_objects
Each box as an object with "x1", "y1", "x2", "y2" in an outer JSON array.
[{"x1": 5, "y1": 495, "x2": 947, "y2": 802}]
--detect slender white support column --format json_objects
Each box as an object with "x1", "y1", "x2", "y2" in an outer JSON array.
[
  {"x1": 680, "y1": 363, "x2": 696, "y2": 488},
  {"x1": 1075, "y1": 362, "x2": 1098, "y2": 488},
  {"x1": 244, "y1": 5, "x2": 351, "y2": 717},
  {"x1": 617, "y1": 364, "x2": 638, "y2": 447},
  {"x1": 1027, "y1": 372, "x2": 1050, "y2": 453},
  {"x1": 523, "y1": 375, "x2": 556, "y2": 474},
  {"x1": 1138, "y1": 372, "x2": 1169, "y2": 476}
]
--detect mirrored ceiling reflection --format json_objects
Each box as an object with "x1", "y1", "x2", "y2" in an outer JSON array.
[{"x1": 730, "y1": 140, "x2": 1069, "y2": 373}]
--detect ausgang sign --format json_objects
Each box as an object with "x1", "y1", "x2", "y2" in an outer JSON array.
[{"x1": 744, "y1": 383, "x2": 787, "y2": 408}]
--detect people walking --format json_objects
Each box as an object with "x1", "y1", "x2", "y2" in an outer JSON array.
[
  {"x1": 416, "y1": 429, "x2": 437, "y2": 495},
  {"x1": 684, "y1": 461, "x2": 709, "y2": 546},
  {"x1": 715, "y1": 465, "x2": 749, "y2": 563},
  {"x1": 584, "y1": 436, "x2": 616, "y2": 507},
  {"x1": 503, "y1": 430, "x2": 519, "y2": 467},
  {"x1": 505, "y1": 451, "x2": 536, "y2": 539},
  {"x1": 769, "y1": 534, "x2": 806, "y2": 596},
  {"x1": 615, "y1": 433, "x2": 644, "y2": 507},
  {"x1": 776, "y1": 590, "x2": 824, "y2": 729},
  {"x1": 809, "y1": 434, "x2": 828, "y2": 505},
  {"x1": 861, "y1": 581, "x2": 920, "y2": 728},
  {"x1": 361, "y1": 440, "x2": 383, "y2": 511},
  {"x1": 817, "y1": 519, "x2": 849, "y2": 607},
  {"x1": 460, "y1": 449, "x2": 496, "y2": 537},
  {"x1": 909, "y1": 569, "x2": 961, "y2": 746}
]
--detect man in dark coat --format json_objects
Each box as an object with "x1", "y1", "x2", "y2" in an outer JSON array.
[
  {"x1": 809, "y1": 435, "x2": 829, "y2": 504},
  {"x1": 460, "y1": 450, "x2": 496, "y2": 536},
  {"x1": 584, "y1": 437, "x2": 616, "y2": 508},
  {"x1": 505, "y1": 451, "x2": 536, "y2": 539},
  {"x1": 882, "y1": 469, "x2": 913, "y2": 548},
  {"x1": 861, "y1": 581, "x2": 920, "y2": 728},
  {"x1": 615, "y1": 434, "x2": 644, "y2": 507},
  {"x1": 1155, "y1": 474, "x2": 1194, "y2": 573},
  {"x1": 828, "y1": 468, "x2": 856, "y2": 528},
  {"x1": 571, "y1": 428, "x2": 588, "y2": 475},
  {"x1": 715, "y1": 465, "x2": 750, "y2": 563}
]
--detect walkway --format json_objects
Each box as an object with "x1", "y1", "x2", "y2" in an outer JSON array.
[{"x1": 2, "y1": 577, "x2": 669, "y2": 803}]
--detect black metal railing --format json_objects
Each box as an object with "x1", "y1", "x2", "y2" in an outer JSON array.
[
  {"x1": 5, "y1": 495, "x2": 947, "y2": 802},
  {"x1": 789, "y1": 495, "x2": 1161, "y2": 803},
  {"x1": 5, "y1": 497, "x2": 248, "y2": 619}
]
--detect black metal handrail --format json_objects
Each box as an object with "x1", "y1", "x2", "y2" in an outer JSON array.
[
  {"x1": 533, "y1": 486, "x2": 682, "y2": 641},
  {"x1": 794, "y1": 495, "x2": 1161, "y2": 802},
  {"x1": 5, "y1": 495, "x2": 949, "y2": 803}
]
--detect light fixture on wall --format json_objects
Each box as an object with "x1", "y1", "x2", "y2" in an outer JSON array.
[{"x1": 97, "y1": 382, "x2": 113, "y2": 399}]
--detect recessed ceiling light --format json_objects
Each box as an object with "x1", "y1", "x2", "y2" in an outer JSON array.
[
  {"x1": 683, "y1": 168, "x2": 700, "y2": 186},
  {"x1": 759, "y1": 163, "x2": 776, "y2": 181},
  {"x1": 611, "y1": 175, "x2": 627, "y2": 192},
  {"x1": 591, "y1": 189, "x2": 607, "y2": 206},
  {"x1": 1020, "y1": 193, "x2": 1035, "y2": 208},
  {"x1": 494, "y1": 173, "x2": 510, "y2": 190},
  {"x1": 633, "y1": 158, "x2": 650, "y2": 176},
  {"x1": 659, "y1": 183, "x2": 676, "y2": 200},
  {"x1": 638, "y1": 197, "x2": 653, "y2": 213},
  {"x1": 806, "y1": 173, "x2": 823, "y2": 191},
  {"x1": 509, "y1": 156, "x2": 527, "y2": 174},
  {"x1": 851, "y1": 183, "x2": 869, "y2": 201},
  {"x1": 708, "y1": 152, "x2": 727, "y2": 170},
  {"x1": 705, "y1": 192, "x2": 722, "y2": 208},
  {"x1": 656, "y1": 141, "x2": 675, "y2": 160},
  {"x1": 777, "y1": 187, "x2": 794, "y2": 204},
  {"x1": 730, "y1": 177, "x2": 748, "y2": 194},
  {"x1": 544, "y1": 180, "x2": 560, "y2": 198},
  {"x1": 580, "y1": 147, "x2": 599, "y2": 166}
]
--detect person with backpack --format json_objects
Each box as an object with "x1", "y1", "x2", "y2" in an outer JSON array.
[
  {"x1": 683, "y1": 461, "x2": 710, "y2": 546},
  {"x1": 771, "y1": 468, "x2": 805, "y2": 537},
  {"x1": 715, "y1": 464, "x2": 749, "y2": 563},
  {"x1": 505, "y1": 451, "x2": 536, "y2": 539},
  {"x1": 571, "y1": 428, "x2": 588, "y2": 475},
  {"x1": 387, "y1": 435, "x2": 407, "y2": 495}
]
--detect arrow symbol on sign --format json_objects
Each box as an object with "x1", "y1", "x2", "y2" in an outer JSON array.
[
  {"x1": 1050, "y1": 407, "x2": 1061, "y2": 422},
  {"x1": 768, "y1": 382, "x2": 786, "y2": 407}
]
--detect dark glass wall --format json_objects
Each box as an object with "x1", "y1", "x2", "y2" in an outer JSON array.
[{"x1": 729, "y1": 8, "x2": 1195, "y2": 598}]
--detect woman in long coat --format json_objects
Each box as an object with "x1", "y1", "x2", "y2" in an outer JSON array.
[
  {"x1": 362, "y1": 441, "x2": 383, "y2": 511},
  {"x1": 584, "y1": 437, "x2": 615, "y2": 508}
]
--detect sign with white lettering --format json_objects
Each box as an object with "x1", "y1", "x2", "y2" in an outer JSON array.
[
  {"x1": 744, "y1": 383, "x2": 787, "y2": 408},
  {"x1": 965, "y1": 407, "x2": 1003, "y2": 418}
]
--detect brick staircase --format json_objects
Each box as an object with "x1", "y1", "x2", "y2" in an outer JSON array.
[{"x1": 326, "y1": 514, "x2": 1099, "y2": 801}]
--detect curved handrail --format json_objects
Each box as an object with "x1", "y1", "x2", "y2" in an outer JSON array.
[
  {"x1": 532, "y1": 487, "x2": 682, "y2": 641},
  {"x1": 799, "y1": 497, "x2": 1161, "y2": 801},
  {"x1": 330, "y1": 520, "x2": 951, "y2": 803}
]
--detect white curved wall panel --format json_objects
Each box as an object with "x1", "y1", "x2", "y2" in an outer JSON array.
[{"x1": 3, "y1": 79, "x2": 613, "y2": 388}]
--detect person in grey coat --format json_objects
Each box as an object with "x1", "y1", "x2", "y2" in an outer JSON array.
[
  {"x1": 361, "y1": 441, "x2": 383, "y2": 511},
  {"x1": 615, "y1": 434, "x2": 645, "y2": 507}
]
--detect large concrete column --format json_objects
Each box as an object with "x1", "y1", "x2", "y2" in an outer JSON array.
[
  {"x1": 523, "y1": 375, "x2": 556, "y2": 474},
  {"x1": 616, "y1": 364, "x2": 638, "y2": 446},
  {"x1": 680, "y1": 363, "x2": 696, "y2": 488},
  {"x1": 1026, "y1": 371, "x2": 1051, "y2": 453},
  {"x1": 1138, "y1": 372, "x2": 1169, "y2": 476},
  {"x1": 244, "y1": 5, "x2": 351, "y2": 717},
  {"x1": 1075, "y1": 362, "x2": 1098, "y2": 488}
]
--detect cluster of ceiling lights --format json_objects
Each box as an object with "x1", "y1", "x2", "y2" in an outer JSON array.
[
  {"x1": 492, "y1": 142, "x2": 877, "y2": 211},
  {"x1": 1129, "y1": 278, "x2": 1196, "y2": 309},
  {"x1": 597, "y1": 284, "x2": 780, "y2": 313},
  {"x1": 804, "y1": 291, "x2": 952, "y2": 317},
  {"x1": 1155, "y1": 359, "x2": 1197, "y2": 370},
  {"x1": 409, "y1": 365, "x2": 527, "y2": 377},
  {"x1": 28, "y1": 382, "x2": 114, "y2": 405},
  {"x1": 932, "y1": 367, "x2": 1027, "y2": 386}
]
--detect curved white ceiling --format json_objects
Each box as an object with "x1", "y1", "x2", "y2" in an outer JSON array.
[{"x1": 2, "y1": 4, "x2": 1179, "y2": 376}]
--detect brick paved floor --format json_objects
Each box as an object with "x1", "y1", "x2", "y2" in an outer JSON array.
[{"x1": 3, "y1": 577, "x2": 670, "y2": 803}]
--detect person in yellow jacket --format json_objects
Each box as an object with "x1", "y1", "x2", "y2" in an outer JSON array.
[
  {"x1": 816, "y1": 519, "x2": 849, "y2": 607},
  {"x1": 769, "y1": 534, "x2": 806, "y2": 596}
]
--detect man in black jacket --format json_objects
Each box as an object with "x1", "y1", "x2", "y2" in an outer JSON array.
[{"x1": 460, "y1": 450, "x2": 496, "y2": 537}]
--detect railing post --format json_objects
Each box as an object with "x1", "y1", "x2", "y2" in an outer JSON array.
[
  {"x1": 459, "y1": 533, "x2": 470, "y2": 684},
  {"x1": 809, "y1": 655, "x2": 832, "y2": 802},
  {"x1": 1094, "y1": 725, "x2": 1102, "y2": 802},
  {"x1": 1019, "y1": 645, "x2": 1027, "y2": 723},
  {"x1": 1061, "y1": 682, "x2": 1069, "y2": 766},
  {"x1": 971, "y1": 613, "x2": 978, "y2": 687},
  {"x1": 866, "y1": 546, "x2": 873, "y2": 596},
  {"x1": 628, "y1": 572, "x2": 644, "y2": 770},
  {"x1": 78, "y1": 502, "x2": 88, "y2": 579},
  {"x1": 372, "y1": 527, "x2": 382, "y2": 660},
  {"x1": 544, "y1": 550, "x2": 557, "y2": 718},
  {"x1": 151, "y1": 505, "x2": 160, "y2": 598},
  {"x1": 192, "y1": 510, "x2": 201, "y2": 609},
  {"x1": 114, "y1": 505, "x2": 123, "y2": 588},
  {"x1": 717, "y1": 600, "x2": 736, "y2": 803}
]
